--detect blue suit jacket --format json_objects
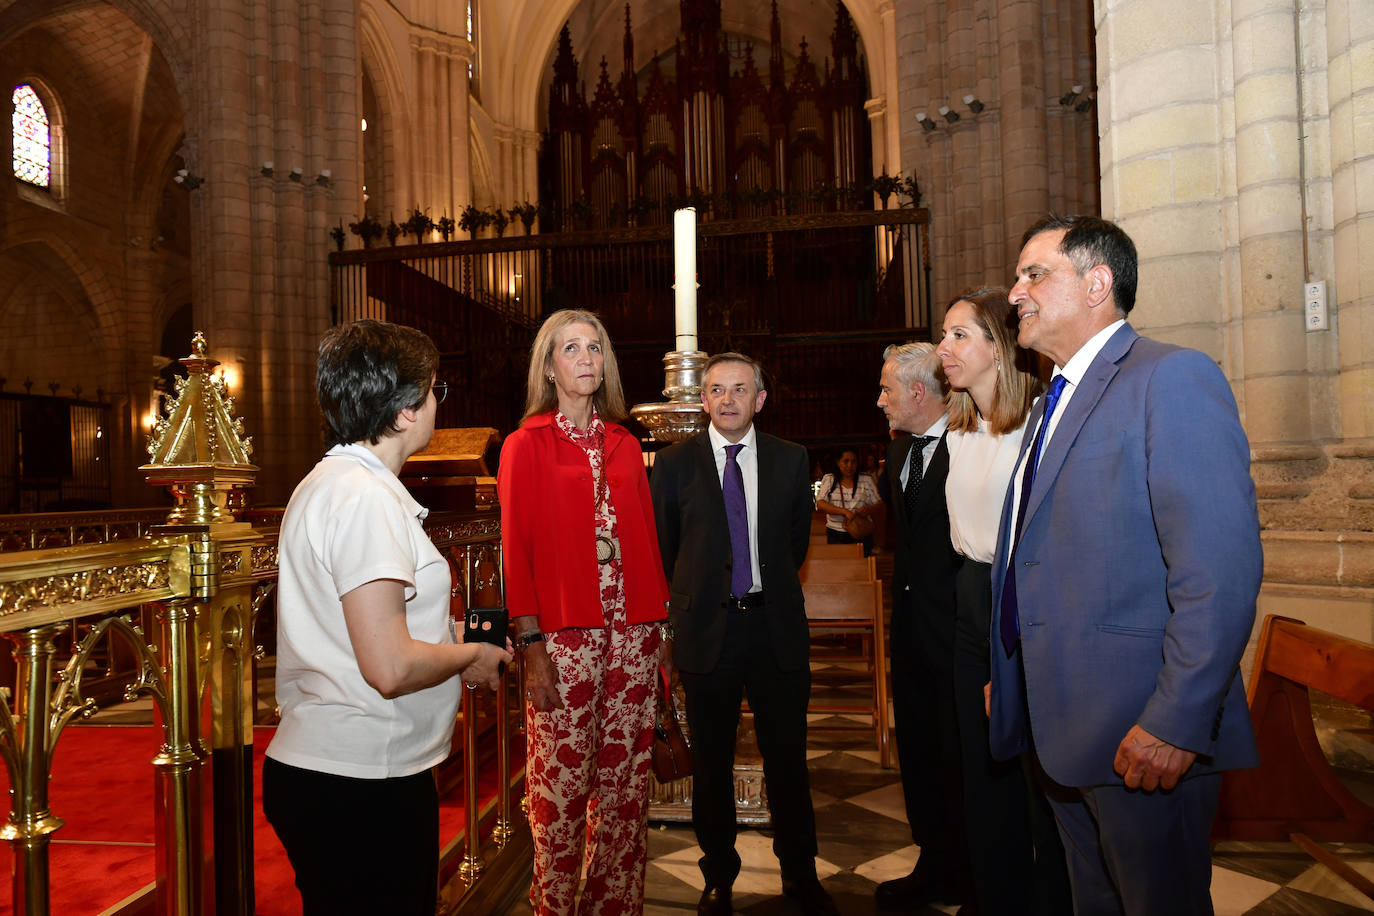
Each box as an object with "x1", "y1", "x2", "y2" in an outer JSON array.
[{"x1": 988, "y1": 324, "x2": 1262, "y2": 787}]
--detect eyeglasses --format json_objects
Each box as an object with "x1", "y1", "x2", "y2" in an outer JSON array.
[{"x1": 432, "y1": 380, "x2": 449, "y2": 404}]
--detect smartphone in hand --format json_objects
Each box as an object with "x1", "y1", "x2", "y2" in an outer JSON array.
[{"x1": 462, "y1": 606, "x2": 509, "y2": 647}]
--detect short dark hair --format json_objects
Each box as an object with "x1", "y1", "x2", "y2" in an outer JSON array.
[
  {"x1": 317, "y1": 319, "x2": 439, "y2": 446},
  {"x1": 1022, "y1": 215, "x2": 1138, "y2": 314},
  {"x1": 702, "y1": 352, "x2": 766, "y2": 392}
]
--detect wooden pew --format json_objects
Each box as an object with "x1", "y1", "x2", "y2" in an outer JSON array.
[
  {"x1": 805, "y1": 542, "x2": 865, "y2": 562},
  {"x1": 801, "y1": 550, "x2": 890, "y2": 767},
  {"x1": 800, "y1": 555, "x2": 879, "y2": 585},
  {"x1": 1213, "y1": 615, "x2": 1374, "y2": 901}
]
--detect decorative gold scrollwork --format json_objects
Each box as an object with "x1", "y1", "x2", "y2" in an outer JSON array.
[
  {"x1": 250, "y1": 544, "x2": 279, "y2": 574},
  {"x1": 0, "y1": 561, "x2": 172, "y2": 618},
  {"x1": 50, "y1": 614, "x2": 168, "y2": 744},
  {"x1": 428, "y1": 518, "x2": 501, "y2": 544},
  {"x1": 471, "y1": 545, "x2": 501, "y2": 591},
  {"x1": 250, "y1": 581, "x2": 276, "y2": 662}
]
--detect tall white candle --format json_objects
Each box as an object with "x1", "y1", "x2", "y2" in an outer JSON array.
[{"x1": 673, "y1": 207, "x2": 698, "y2": 352}]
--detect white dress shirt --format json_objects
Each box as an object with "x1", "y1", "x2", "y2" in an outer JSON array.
[
  {"x1": 899, "y1": 415, "x2": 949, "y2": 489},
  {"x1": 708, "y1": 423, "x2": 763, "y2": 593},
  {"x1": 1006, "y1": 318, "x2": 1126, "y2": 553}
]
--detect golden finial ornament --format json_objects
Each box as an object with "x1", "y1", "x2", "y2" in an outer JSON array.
[{"x1": 140, "y1": 331, "x2": 258, "y2": 527}]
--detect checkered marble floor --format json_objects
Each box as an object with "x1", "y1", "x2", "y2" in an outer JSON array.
[{"x1": 502, "y1": 670, "x2": 1374, "y2": 915}]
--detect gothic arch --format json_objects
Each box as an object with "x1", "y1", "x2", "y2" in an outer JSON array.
[
  {"x1": 469, "y1": 116, "x2": 497, "y2": 209},
  {"x1": 507, "y1": 1, "x2": 887, "y2": 131},
  {"x1": 0, "y1": 234, "x2": 123, "y2": 352},
  {"x1": 0, "y1": 0, "x2": 192, "y2": 121},
  {"x1": 359, "y1": 1, "x2": 412, "y2": 218},
  {"x1": 0, "y1": 236, "x2": 125, "y2": 402}
]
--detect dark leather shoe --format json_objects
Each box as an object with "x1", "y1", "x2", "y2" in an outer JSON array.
[
  {"x1": 781, "y1": 876, "x2": 839, "y2": 916},
  {"x1": 873, "y1": 868, "x2": 960, "y2": 909},
  {"x1": 697, "y1": 885, "x2": 732, "y2": 915}
]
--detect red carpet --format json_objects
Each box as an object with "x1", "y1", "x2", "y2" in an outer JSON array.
[
  {"x1": 0, "y1": 725, "x2": 159, "y2": 916},
  {"x1": 0, "y1": 724, "x2": 522, "y2": 915}
]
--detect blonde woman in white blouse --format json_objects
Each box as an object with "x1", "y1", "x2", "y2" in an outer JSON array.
[{"x1": 937, "y1": 287, "x2": 1069, "y2": 916}]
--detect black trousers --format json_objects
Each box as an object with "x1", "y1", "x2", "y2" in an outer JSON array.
[
  {"x1": 824, "y1": 527, "x2": 874, "y2": 555},
  {"x1": 953, "y1": 559, "x2": 1070, "y2": 916},
  {"x1": 889, "y1": 587, "x2": 971, "y2": 895},
  {"x1": 679, "y1": 606, "x2": 818, "y2": 888},
  {"x1": 263, "y1": 757, "x2": 440, "y2": 916}
]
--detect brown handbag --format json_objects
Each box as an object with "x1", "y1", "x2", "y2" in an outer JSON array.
[
  {"x1": 843, "y1": 512, "x2": 875, "y2": 539},
  {"x1": 651, "y1": 666, "x2": 692, "y2": 783}
]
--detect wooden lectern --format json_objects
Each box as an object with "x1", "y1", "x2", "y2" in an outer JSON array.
[{"x1": 399, "y1": 427, "x2": 500, "y2": 512}]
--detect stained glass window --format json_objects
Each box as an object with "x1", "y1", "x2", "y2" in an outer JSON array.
[
  {"x1": 466, "y1": 2, "x2": 475, "y2": 80},
  {"x1": 12, "y1": 84, "x2": 50, "y2": 187}
]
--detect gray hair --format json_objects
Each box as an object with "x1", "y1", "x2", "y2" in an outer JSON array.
[
  {"x1": 883, "y1": 341, "x2": 947, "y2": 396},
  {"x1": 703, "y1": 351, "x2": 766, "y2": 393}
]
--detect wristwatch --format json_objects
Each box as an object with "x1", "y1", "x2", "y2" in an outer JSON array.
[{"x1": 515, "y1": 629, "x2": 545, "y2": 650}]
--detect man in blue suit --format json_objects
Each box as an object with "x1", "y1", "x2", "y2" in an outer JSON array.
[{"x1": 989, "y1": 215, "x2": 1262, "y2": 915}]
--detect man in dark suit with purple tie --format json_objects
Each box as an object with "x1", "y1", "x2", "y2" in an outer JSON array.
[{"x1": 651, "y1": 352, "x2": 837, "y2": 916}]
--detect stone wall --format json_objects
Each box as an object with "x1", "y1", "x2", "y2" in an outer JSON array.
[
  {"x1": 897, "y1": 0, "x2": 1099, "y2": 321},
  {"x1": 1091, "y1": 0, "x2": 1374, "y2": 641}
]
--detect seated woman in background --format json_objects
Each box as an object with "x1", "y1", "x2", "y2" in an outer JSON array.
[
  {"x1": 263, "y1": 319, "x2": 511, "y2": 916},
  {"x1": 815, "y1": 448, "x2": 882, "y2": 555},
  {"x1": 499, "y1": 308, "x2": 670, "y2": 915}
]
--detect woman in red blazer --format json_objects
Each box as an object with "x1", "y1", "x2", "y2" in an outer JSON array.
[{"x1": 498, "y1": 308, "x2": 670, "y2": 915}]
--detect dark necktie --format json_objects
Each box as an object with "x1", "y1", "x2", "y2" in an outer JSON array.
[
  {"x1": 723, "y1": 444, "x2": 753, "y2": 598},
  {"x1": 903, "y1": 436, "x2": 936, "y2": 517},
  {"x1": 999, "y1": 374, "x2": 1068, "y2": 654}
]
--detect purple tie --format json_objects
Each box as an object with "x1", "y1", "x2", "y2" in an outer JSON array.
[
  {"x1": 723, "y1": 444, "x2": 753, "y2": 598},
  {"x1": 999, "y1": 374, "x2": 1068, "y2": 654}
]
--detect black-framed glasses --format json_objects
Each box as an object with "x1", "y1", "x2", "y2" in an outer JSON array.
[{"x1": 432, "y1": 380, "x2": 449, "y2": 404}]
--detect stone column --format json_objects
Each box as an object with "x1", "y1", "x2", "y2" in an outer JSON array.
[
  {"x1": 1233, "y1": 0, "x2": 1312, "y2": 445},
  {"x1": 877, "y1": 0, "x2": 903, "y2": 178},
  {"x1": 1093, "y1": 0, "x2": 1231, "y2": 360},
  {"x1": 997, "y1": 0, "x2": 1050, "y2": 264},
  {"x1": 1330, "y1": 0, "x2": 1374, "y2": 439},
  {"x1": 452, "y1": 43, "x2": 474, "y2": 214},
  {"x1": 517, "y1": 128, "x2": 542, "y2": 206},
  {"x1": 189, "y1": 0, "x2": 358, "y2": 503},
  {"x1": 945, "y1": 1, "x2": 982, "y2": 294}
]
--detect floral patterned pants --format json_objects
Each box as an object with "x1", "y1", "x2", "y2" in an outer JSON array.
[{"x1": 525, "y1": 612, "x2": 660, "y2": 915}]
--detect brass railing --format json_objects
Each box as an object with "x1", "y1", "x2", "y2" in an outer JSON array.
[
  {"x1": 0, "y1": 529, "x2": 258, "y2": 916},
  {"x1": 0, "y1": 334, "x2": 530, "y2": 915},
  {"x1": 0, "y1": 508, "x2": 168, "y2": 552}
]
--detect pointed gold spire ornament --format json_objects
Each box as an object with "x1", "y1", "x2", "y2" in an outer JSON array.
[{"x1": 140, "y1": 331, "x2": 258, "y2": 528}]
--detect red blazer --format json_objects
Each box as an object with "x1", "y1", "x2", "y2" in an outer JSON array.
[{"x1": 498, "y1": 411, "x2": 669, "y2": 631}]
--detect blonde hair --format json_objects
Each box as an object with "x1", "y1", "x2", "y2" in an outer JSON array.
[
  {"x1": 943, "y1": 287, "x2": 1044, "y2": 435},
  {"x1": 522, "y1": 309, "x2": 628, "y2": 424}
]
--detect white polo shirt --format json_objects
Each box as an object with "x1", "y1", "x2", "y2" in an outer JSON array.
[{"x1": 266, "y1": 443, "x2": 458, "y2": 779}]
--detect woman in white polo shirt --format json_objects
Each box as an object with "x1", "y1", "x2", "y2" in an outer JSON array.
[{"x1": 264, "y1": 320, "x2": 511, "y2": 916}]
